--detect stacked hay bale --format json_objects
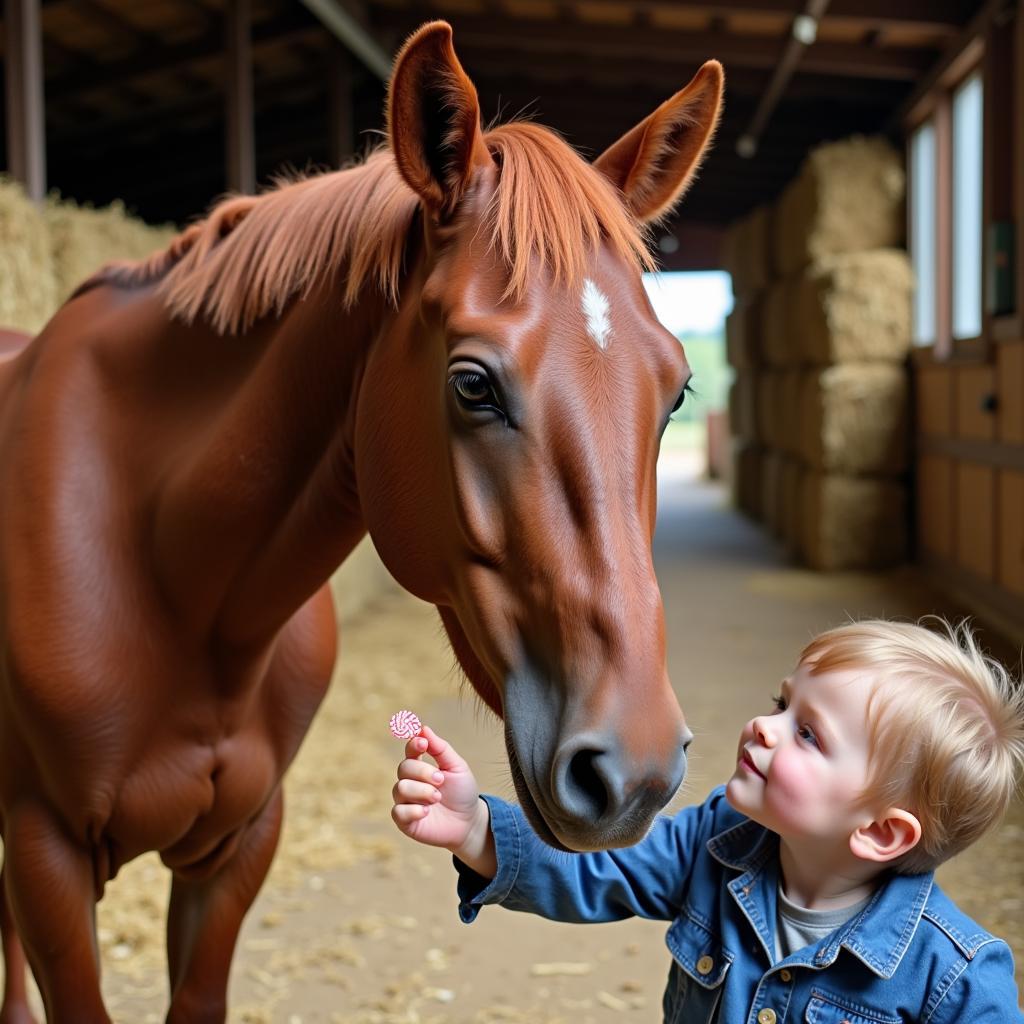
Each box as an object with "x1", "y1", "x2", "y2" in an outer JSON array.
[
  {"x1": 724, "y1": 136, "x2": 913, "y2": 570},
  {"x1": 0, "y1": 178, "x2": 177, "y2": 332},
  {"x1": 0, "y1": 176, "x2": 59, "y2": 333},
  {"x1": 724, "y1": 205, "x2": 770, "y2": 520},
  {"x1": 44, "y1": 196, "x2": 177, "y2": 305}
]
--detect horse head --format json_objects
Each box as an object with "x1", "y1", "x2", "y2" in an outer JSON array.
[{"x1": 356, "y1": 22, "x2": 723, "y2": 851}]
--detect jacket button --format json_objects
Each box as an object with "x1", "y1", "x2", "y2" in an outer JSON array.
[
  {"x1": 779, "y1": 969, "x2": 792, "y2": 982},
  {"x1": 696, "y1": 955, "x2": 714, "y2": 975},
  {"x1": 757, "y1": 1010, "x2": 777, "y2": 1024}
]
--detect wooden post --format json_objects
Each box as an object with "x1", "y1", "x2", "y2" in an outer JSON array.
[
  {"x1": 4, "y1": 0, "x2": 46, "y2": 201},
  {"x1": 1015, "y1": 4, "x2": 1024, "y2": 323},
  {"x1": 327, "y1": 41, "x2": 354, "y2": 168},
  {"x1": 225, "y1": 0, "x2": 255, "y2": 194}
]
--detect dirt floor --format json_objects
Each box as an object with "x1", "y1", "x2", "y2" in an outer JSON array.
[{"x1": 7, "y1": 456, "x2": 1024, "y2": 1021}]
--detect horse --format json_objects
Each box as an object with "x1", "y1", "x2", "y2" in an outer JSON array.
[{"x1": 0, "y1": 22, "x2": 723, "y2": 1023}]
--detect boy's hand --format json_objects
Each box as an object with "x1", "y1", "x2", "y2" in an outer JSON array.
[{"x1": 391, "y1": 725, "x2": 493, "y2": 874}]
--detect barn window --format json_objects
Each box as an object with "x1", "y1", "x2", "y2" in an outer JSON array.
[
  {"x1": 910, "y1": 121, "x2": 937, "y2": 346},
  {"x1": 906, "y1": 59, "x2": 986, "y2": 355},
  {"x1": 951, "y1": 72, "x2": 984, "y2": 341}
]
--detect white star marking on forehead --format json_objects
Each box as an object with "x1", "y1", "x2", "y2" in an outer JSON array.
[{"x1": 581, "y1": 279, "x2": 612, "y2": 350}]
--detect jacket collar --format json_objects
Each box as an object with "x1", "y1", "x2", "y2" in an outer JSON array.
[{"x1": 707, "y1": 817, "x2": 934, "y2": 978}]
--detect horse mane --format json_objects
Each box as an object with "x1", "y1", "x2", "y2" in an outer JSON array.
[{"x1": 85, "y1": 122, "x2": 655, "y2": 335}]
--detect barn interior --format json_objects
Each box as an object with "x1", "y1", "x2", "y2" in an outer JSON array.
[{"x1": 2, "y1": 1, "x2": 1023, "y2": 1019}]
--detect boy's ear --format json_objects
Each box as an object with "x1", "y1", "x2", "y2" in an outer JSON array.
[{"x1": 849, "y1": 809, "x2": 922, "y2": 864}]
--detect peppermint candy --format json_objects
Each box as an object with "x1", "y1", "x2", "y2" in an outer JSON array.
[{"x1": 389, "y1": 709, "x2": 422, "y2": 740}]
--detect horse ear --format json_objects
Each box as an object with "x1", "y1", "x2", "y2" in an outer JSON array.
[
  {"x1": 594, "y1": 61, "x2": 724, "y2": 224},
  {"x1": 387, "y1": 21, "x2": 494, "y2": 217}
]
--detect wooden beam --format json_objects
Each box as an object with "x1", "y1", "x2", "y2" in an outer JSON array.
[
  {"x1": 372, "y1": 9, "x2": 936, "y2": 80},
  {"x1": 459, "y1": 48, "x2": 906, "y2": 103},
  {"x1": 545, "y1": 0, "x2": 970, "y2": 32},
  {"x1": 891, "y1": 0, "x2": 1003, "y2": 130},
  {"x1": 44, "y1": 9, "x2": 318, "y2": 102},
  {"x1": 736, "y1": 0, "x2": 831, "y2": 157},
  {"x1": 225, "y1": 0, "x2": 255, "y2": 193},
  {"x1": 4, "y1": 0, "x2": 46, "y2": 200},
  {"x1": 298, "y1": 0, "x2": 391, "y2": 79},
  {"x1": 78, "y1": 0, "x2": 212, "y2": 98}
]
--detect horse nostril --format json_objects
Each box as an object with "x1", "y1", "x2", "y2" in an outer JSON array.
[{"x1": 564, "y1": 747, "x2": 613, "y2": 820}]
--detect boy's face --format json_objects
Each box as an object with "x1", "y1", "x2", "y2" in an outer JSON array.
[{"x1": 725, "y1": 663, "x2": 878, "y2": 843}]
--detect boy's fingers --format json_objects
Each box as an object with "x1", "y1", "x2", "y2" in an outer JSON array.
[
  {"x1": 391, "y1": 803, "x2": 430, "y2": 829},
  {"x1": 419, "y1": 725, "x2": 465, "y2": 772},
  {"x1": 393, "y1": 779, "x2": 441, "y2": 805},
  {"x1": 397, "y1": 757, "x2": 444, "y2": 784},
  {"x1": 404, "y1": 734, "x2": 428, "y2": 760}
]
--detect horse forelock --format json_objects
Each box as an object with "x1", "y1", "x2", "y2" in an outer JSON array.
[{"x1": 85, "y1": 123, "x2": 654, "y2": 335}]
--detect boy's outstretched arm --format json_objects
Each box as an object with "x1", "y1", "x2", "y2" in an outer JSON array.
[{"x1": 391, "y1": 725, "x2": 497, "y2": 879}]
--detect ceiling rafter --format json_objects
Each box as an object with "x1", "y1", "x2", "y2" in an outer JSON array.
[
  {"x1": 42, "y1": 9, "x2": 322, "y2": 101},
  {"x1": 372, "y1": 9, "x2": 937, "y2": 80},
  {"x1": 459, "y1": 48, "x2": 907, "y2": 103},
  {"x1": 553, "y1": 0, "x2": 970, "y2": 33}
]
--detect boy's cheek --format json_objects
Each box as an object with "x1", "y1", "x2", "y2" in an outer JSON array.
[{"x1": 764, "y1": 754, "x2": 814, "y2": 808}]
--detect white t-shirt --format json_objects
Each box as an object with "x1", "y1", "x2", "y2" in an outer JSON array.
[{"x1": 774, "y1": 883, "x2": 872, "y2": 961}]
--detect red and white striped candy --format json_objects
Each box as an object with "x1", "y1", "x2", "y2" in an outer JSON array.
[{"x1": 388, "y1": 709, "x2": 422, "y2": 740}]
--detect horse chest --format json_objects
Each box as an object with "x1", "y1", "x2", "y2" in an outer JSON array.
[{"x1": 107, "y1": 723, "x2": 280, "y2": 876}]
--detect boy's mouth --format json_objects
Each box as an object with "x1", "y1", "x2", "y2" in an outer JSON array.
[{"x1": 740, "y1": 748, "x2": 766, "y2": 779}]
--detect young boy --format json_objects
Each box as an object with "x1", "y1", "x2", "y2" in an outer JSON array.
[{"x1": 391, "y1": 619, "x2": 1024, "y2": 1022}]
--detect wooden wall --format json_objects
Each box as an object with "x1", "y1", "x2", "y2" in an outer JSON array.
[
  {"x1": 906, "y1": 1, "x2": 1023, "y2": 644},
  {"x1": 914, "y1": 337, "x2": 1024, "y2": 641}
]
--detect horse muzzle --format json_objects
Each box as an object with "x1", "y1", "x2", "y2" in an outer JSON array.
[{"x1": 503, "y1": 676, "x2": 690, "y2": 852}]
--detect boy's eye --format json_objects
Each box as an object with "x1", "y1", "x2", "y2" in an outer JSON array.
[
  {"x1": 797, "y1": 724, "x2": 819, "y2": 747},
  {"x1": 770, "y1": 694, "x2": 787, "y2": 712}
]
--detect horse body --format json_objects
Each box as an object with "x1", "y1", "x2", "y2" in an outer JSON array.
[
  {"x1": 0, "y1": 21, "x2": 723, "y2": 1022},
  {"x1": 0, "y1": 277, "x2": 358, "y2": 1019}
]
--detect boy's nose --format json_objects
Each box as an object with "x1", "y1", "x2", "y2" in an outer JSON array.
[{"x1": 753, "y1": 717, "x2": 777, "y2": 747}]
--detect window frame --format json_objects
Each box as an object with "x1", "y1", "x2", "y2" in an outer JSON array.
[{"x1": 905, "y1": 47, "x2": 986, "y2": 361}]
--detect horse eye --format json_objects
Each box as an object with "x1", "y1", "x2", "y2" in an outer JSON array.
[
  {"x1": 671, "y1": 381, "x2": 694, "y2": 414},
  {"x1": 451, "y1": 370, "x2": 498, "y2": 409}
]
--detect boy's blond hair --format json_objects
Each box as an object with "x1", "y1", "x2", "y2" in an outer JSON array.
[{"x1": 799, "y1": 618, "x2": 1024, "y2": 875}]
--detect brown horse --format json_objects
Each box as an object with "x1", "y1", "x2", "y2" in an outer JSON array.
[{"x1": 0, "y1": 22, "x2": 722, "y2": 1023}]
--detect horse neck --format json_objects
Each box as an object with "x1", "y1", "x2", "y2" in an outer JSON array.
[{"x1": 153, "y1": 272, "x2": 392, "y2": 649}]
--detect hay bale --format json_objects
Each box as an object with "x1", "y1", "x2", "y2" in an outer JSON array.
[
  {"x1": 780, "y1": 457, "x2": 805, "y2": 556},
  {"x1": 743, "y1": 205, "x2": 771, "y2": 295},
  {"x1": 761, "y1": 448, "x2": 787, "y2": 538},
  {"x1": 796, "y1": 250, "x2": 913, "y2": 365},
  {"x1": 777, "y1": 369, "x2": 804, "y2": 456},
  {"x1": 728, "y1": 372, "x2": 760, "y2": 443},
  {"x1": 44, "y1": 196, "x2": 177, "y2": 304},
  {"x1": 722, "y1": 218, "x2": 742, "y2": 294},
  {"x1": 799, "y1": 472, "x2": 907, "y2": 570},
  {"x1": 723, "y1": 205, "x2": 771, "y2": 299},
  {"x1": 773, "y1": 136, "x2": 905, "y2": 276},
  {"x1": 731, "y1": 442, "x2": 763, "y2": 520},
  {"x1": 798, "y1": 364, "x2": 908, "y2": 475},
  {"x1": 756, "y1": 371, "x2": 783, "y2": 449},
  {"x1": 762, "y1": 278, "x2": 801, "y2": 367},
  {"x1": 0, "y1": 176, "x2": 59, "y2": 333},
  {"x1": 725, "y1": 296, "x2": 762, "y2": 370}
]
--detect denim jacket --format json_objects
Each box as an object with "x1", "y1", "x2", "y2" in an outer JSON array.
[{"x1": 455, "y1": 788, "x2": 1023, "y2": 1023}]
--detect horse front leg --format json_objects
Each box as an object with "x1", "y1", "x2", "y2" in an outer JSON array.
[
  {"x1": 165, "y1": 788, "x2": 283, "y2": 1024},
  {"x1": 2, "y1": 804, "x2": 108, "y2": 1023},
  {"x1": 0, "y1": 860, "x2": 38, "y2": 1024}
]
